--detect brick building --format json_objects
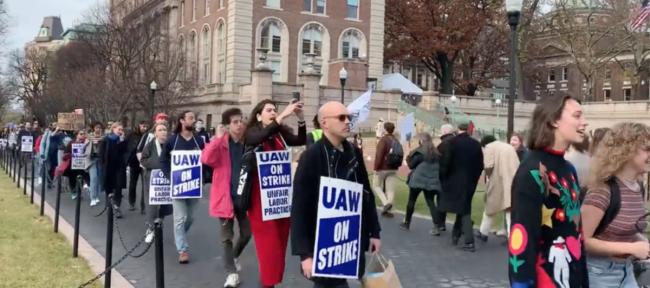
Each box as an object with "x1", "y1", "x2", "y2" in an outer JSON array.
[{"x1": 110, "y1": 0, "x2": 386, "y2": 95}]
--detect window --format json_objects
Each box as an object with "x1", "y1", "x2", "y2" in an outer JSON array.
[
  {"x1": 270, "y1": 61, "x2": 281, "y2": 82},
  {"x1": 301, "y1": 64, "x2": 322, "y2": 73},
  {"x1": 261, "y1": 23, "x2": 281, "y2": 53},
  {"x1": 603, "y1": 88, "x2": 611, "y2": 101},
  {"x1": 180, "y1": 1, "x2": 185, "y2": 25},
  {"x1": 605, "y1": 67, "x2": 611, "y2": 79},
  {"x1": 202, "y1": 27, "x2": 210, "y2": 58},
  {"x1": 624, "y1": 88, "x2": 632, "y2": 101},
  {"x1": 302, "y1": 28, "x2": 322, "y2": 56},
  {"x1": 218, "y1": 60, "x2": 225, "y2": 83},
  {"x1": 562, "y1": 67, "x2": 568, "y2": 81},
  {"x1": 265, "y1": 0, "x2": 280, "y2": 8},
  {"x1": 548, "y1": 90, "x2": 555, "y2": 97},
  {"x1": 303, "y1": 0, "x2": 312, "y2": 11},
  {"x1": 417, "y1": 72, "x2": 424, "y2": 87},
  {"x1": 204, "y1": 63, "x2": 210, "y2": 85},
  {"x1": 548, "y1": 69, "x2": 555, "y2": 82},
  {"x1": 192, "y1": 0, "x2": 197, "y2": 21},
  {"x1": 402, "y1": 68, "x2": 411, "y2": 80},
  {"x1": 346, "y1": 0, "x2": 359, "y2": 19},
  {"x1": 316, "y1": 0, "x2": 325, "y2": 14},
  {"x1": 205, "y1": 0, "x2": 210, "y2": 15},
  {"x1": 341, "y1": 32, "x2": 360, "y2": 58},
  {"x1": 217, "y1": 23, "x2": 225, "y2": 53}
]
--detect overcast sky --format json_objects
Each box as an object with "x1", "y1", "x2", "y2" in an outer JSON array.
[{"x1": 3, "y1": 0, "x2": 95, "y2": 52}]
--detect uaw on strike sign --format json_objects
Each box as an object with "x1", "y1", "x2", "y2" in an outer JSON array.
[
  {"x1": 170, "y1": 150, "x2": 202, "y2": 199},
  {"x1": 149, "y1": 169, "x2": 172, "y2": 205},
  {"x1": 256, "y1": 150, "x2": 292, "y2": 221},
  {"x1": 312, "y1": 177, "x2": 363, "y2": 279}
]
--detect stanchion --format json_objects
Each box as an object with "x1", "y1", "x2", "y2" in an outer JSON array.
[
  {"x1": 154, "y1": 218, "x2": 165, "y2": 288},
  {"x1": 72, "y1": 175, "x2": 82, "y2": 258},
  {"x1": 104, "y1": 194, "x2": 115, "y2": 288},
  {"x1": 8, "y1": 150, "x2": 12, "y2": 177},
  {"x1": 54, "y1": 176, "x2": 62, "y2": 233},
  {"x1": 12, "y1": 153, "x2": 16, "y2": 183},
  {"x1": 39, "y1": 162, "x2": 46, "y2": 216},
  {"x1": 23, "y1": 155, "x2": 28, "y2": 195},
  {"x1": 16, "y1": 154, "x2": 21, "y2": 189},
  {"x1": 30, "y1": 155, "x2": 35, "y2": 204}
]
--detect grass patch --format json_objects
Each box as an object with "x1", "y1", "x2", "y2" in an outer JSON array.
[
  {"x1": 370, "y1": 175, "x2": 505, "y2": 230},
  {"x1": 0, "y1": 175, "x2": 102, "y2": 288}
]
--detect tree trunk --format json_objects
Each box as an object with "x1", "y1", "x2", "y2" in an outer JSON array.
[{"x1": 437, "y1": 53, "x2": 454, "y2": 94}]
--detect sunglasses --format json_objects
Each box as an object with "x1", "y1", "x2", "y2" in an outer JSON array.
[{"x1": 323, "y1": 114, "x2": 352, "y2": 122}]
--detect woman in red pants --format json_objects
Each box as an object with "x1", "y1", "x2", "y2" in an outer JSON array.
[{"x1": 242, "y1": 99, "x2": 306, "y2": 288}]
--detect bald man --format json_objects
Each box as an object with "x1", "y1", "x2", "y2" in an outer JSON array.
[{"x1": 291, "y1": 101, "x2": 382, "y2": 288}]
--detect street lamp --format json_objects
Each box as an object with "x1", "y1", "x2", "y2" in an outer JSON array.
[
  {"x1": 150, "y1": 81, "x2": 157, "y2": 120},
  {"x1": 450, "y1": 95, "x2": 457, "y2": 126},
  {"x1": 505, "y1": 0, "x2": 522, "y2": 139},
  {"x1": 495, "y1": 98, "x2": 502, "y2": 138},
  {"x1": 339, "y1": 67, "x2": 347, "y2": 103}
]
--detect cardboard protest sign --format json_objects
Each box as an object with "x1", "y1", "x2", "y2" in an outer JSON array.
[
  {"x1": 149, "y1": 169, "x2": 172, "y2": 205},
  {"x1": 57, "y1": 113, "x2": 85, "y2": 131},
  {"x1": 255, "y1": 150, "x2": 292, "y2": 221}
]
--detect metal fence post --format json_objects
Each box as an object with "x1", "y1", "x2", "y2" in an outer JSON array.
[
  {"x1": 54, "y1": 176, "x2": 63, "y2": 233},
  {"x1": 154, "y1": 218, "x2": 165, "y2": 288},
  {"x1": 22, "y1": 155, "x2": 27, "y2": 195},
  {"x1": 104, "y1": 193, "x2": 114, "y2": 288},
  {"x1": 16, "y1": 154, "x2": 20, "y2": 188},
  {"x1": 39, "y1": 162, "x2": 46, "y2": 216},
  {"x1": 72, "y1": 175, "x2": 82, "y2": 257}
]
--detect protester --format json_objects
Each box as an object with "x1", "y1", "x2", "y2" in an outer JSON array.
[
  {"x1": 306, "y1": 115, "x2": 322, "y2": 148},
  {"x1": 589, "y1": 127, "x2": 610, "y2": 156},
  {"x1": 159, "y1": 111, "x2": 205, "y2": 264},
  {"x1": 136, "y1": 113, "x2": 169, "y2": 161},
  {"x1": 581, "y1": 123, "x2": 650, "y2": 288},
  {"x1": 195, "y1": 118, "x2": 211, "y2": 143},
  {"x1": 291, "y1": 101, "x2": 381, "y2": 287},
  {"x1": 240, "y1": 99, "x2": 305, "y2": 288},
  {"x1": 126, "y1": 121, "x2": 149, "y2": 213},
  {"x1": 200, "y1": 108, "x2": 251, "y2": 287},
  {"x1": 98, "y1": 122, "x2": 129, "y2": 218},
  {"x1": 61, "y1": 130, "x2": 89, "y2": 199},
  {"x1": 475, "y1": 135, "x2": 519, "y2": 243},
  {"x1": 352, "y1": 133, "x2": 363, "y2": 150},
  {"x1": 399, "y1": 132, "x2": 443, "y2": 234},
  {"x1": 373, "y1": 121, "x2": 401, "y2": 218},
  {"x1": 510, "y1": 133, "x2": 528, "y2": 161},
  {"x1": 564, "y1": 136, "x2": 590, "y2": 191},
  {"x1": 86, "y1": 122, "x2": 104, "y2": 206},
  {"x1": 140, "y1": 123, "x2": 172, "y2": 243},
  {"x1": 438, "y1": 119, "x2": 483, "y2": 252},
  {"x1": 433, "y1": 123, "x2": 455, "y2": 231},
  {"x1": 508, "y1": 94, "x2": 588, "y2": 287}
]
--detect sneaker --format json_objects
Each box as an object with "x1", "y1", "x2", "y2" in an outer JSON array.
[
  {"x1": 224, "y1": 273, "x2": 240, "y2": 287},
  {"x1": 128, "y1": 204, "x2": 136, "y2": 211},
  {"x1": 429, "y1": 226, "x2": 441, "y2": 236},
  {"x1": 179, "y1": 251, "x2": 190, "y2": 264},
  {"x1": 459, "y1": 242, "x2": 476, "y2": 252},
  {"x1": 234, "y1": 258, "x2": 241, "y2": 272},
  {"x1": 83, "y1": 183, "x2": 89, "y2": 190},
  {"x1": 90, "y1": 199, "x2": 98, "y2": 207},
  {"x1": 71, "y1": 193, "x2": 77, "y2": 200},
  {"x1": 398, "y1": 222, "x2": 410, "y2": 230},
  {"x1": 37, "y1": 177, "x2": 42, "y2": 185},
  {"x1": 114, "y1": 206, "x2": 123, "y2": 218},
  {"x1": 145, "y1": 228, "x2": 154, "y2": 244},
  {"x1": 474, "y1": 230, "x2": 488, "y2": 243}
]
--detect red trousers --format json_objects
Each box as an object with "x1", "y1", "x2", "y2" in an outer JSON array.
[{"x1": 248, "y1": 178, "x2": 290, "y2": 286}]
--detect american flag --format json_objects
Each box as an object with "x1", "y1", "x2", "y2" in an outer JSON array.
[{"x1": 631, "y1": 0, "x2": 650, "y2": 30}]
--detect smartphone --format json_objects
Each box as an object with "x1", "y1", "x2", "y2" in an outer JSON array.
[{"x1": 292, "y1": 91, "x2": 301, "y2": 102}]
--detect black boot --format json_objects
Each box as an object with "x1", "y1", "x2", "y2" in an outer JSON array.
[
  {"x1": 399, "y1": 222, "x2": 410, "y2": 230},
  {"x1": 451, "y1": 236, "x2": 459, "y2": 246},
  {"x1": 474, "y1": 230, "x2": 488, "y2": 242},
  {"x1": 459, "y1": 242, "x2": 475, "y2": 252}
]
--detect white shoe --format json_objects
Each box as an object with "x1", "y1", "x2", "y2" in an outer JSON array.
[
  {"x1": 90, "y1": 199, "x2": 98, "y2": 206},
  {"x1": 234, "y1": 258, "x2": 241, "y2": 272},
  {"x1": 37, "y1": 177, "x2": 42, "y2": 185},
  {"x1": 145, "y1": 228, "x2": 154, "y2": 244},
  {"x1": 223, "y1": 273, "x2": 240, "y2": 287},
  {"x1": 83, "y1": 183, "x2": 89, "y2": 190}
]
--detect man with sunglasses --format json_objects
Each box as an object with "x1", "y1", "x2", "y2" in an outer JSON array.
[{"x1": 291, "y1": 101, "x2": 381, "y2": 288}]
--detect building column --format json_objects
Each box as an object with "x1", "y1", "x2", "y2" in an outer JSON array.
[
  {"x1": 226, "y1": 0, "x2": 253, "y2": 91},
  {"x1": 299, "y1": 71, "x2": 321, "y2": 130},
  {"x1": 250, "y1": 66, "x2": 274, "y2": 107},
  {"x1": 368, "y1": 0, "x2": 385, "y2": 89}
]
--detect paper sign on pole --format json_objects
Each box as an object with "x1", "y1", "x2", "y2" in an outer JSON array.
[
  {"x1": 71, "y1": 143, "x2": 86, "y2": 170},
  {"x1": 170, "y1": 150, "x2": 202, "y2": 199},
  {"x1": 312, "y1": 176, "x2": 364, "y2": 279},
  {"x1": 397, "y1": 113, "x2": 415, "y2": 143},
  {"x1": 74, "y1": 109, "x2": 83, "y2": 115},
  {"x1": 21, "y1": 136, "x2": 33, "y2": 152},
  {"x1": 149, "y1": 169, "x2": 172, "y2": 205},
  {"x1": 255, "y1": 150, "x2": 293, "y2": 221},
  {"x1": 57, "y1": 113, "x2": 85, "y2": 131}
]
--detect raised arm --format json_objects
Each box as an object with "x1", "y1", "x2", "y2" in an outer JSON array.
[
  {"x1": 201, "y1": 136, "x2": 226, "y2": 168},
  {"x1": 245, "y1": 122, "x2": 282, "y2": 146},
  {"x1": 280, "y1": 124, "x2": 307, "y2": 146}
]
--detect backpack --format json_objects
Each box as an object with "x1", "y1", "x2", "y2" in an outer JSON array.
[
  {"x1": 593, "y1": 176, "x2": 646, "y2": 236},
  {"x1": 385, "y1": 137, "x2": 404, "y2": 169}
]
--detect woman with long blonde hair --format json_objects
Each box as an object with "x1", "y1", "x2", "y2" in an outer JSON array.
[{"x1": 581, "y1": 123, "x2": 650, "y2": 288}]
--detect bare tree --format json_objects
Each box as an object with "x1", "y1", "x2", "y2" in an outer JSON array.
[
  {"x1": 4, "y1": 48, "x2": 54, "y2": 118},
  {"x1": 542, "y1": 0, "x2": 629, "y2": 101}
]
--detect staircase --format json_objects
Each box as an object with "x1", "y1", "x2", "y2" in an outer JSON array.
[{"x1": 397, "y1": 100, "x2": 449, "y2": 136}]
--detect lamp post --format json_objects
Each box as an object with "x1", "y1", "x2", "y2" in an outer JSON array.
[
  {"x1": 450, "y1": 95, "x2": 457, "y2": 126},
  {"x1": 505, "y1": 0, "x2": 522, "y2": 139},
  {"x1": 339, "y1": 67, "x2": 347, "y2": 103},
  {"x1": 495, "y1": 98, "x2": 502, "y2": 138},
  {"x1": 150, "y1": 81, "x2": 157, "y2": 120}
]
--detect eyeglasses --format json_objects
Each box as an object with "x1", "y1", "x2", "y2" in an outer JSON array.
[{"x1": 323, "y1": 114, "x2": 352, "y2": 122}]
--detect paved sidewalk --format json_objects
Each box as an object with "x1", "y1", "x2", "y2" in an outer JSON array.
[{"x1": 28, "y1": 175, "x2": 509, "y2": 288}]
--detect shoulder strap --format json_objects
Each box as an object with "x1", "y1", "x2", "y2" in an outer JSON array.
[{"x1": 594, "y1": 176, "x2": 621, "y2": 236}]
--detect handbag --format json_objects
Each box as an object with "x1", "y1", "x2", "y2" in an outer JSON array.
[{"x1": 235, "y1": 145, "x2": 261, "y2": 211}]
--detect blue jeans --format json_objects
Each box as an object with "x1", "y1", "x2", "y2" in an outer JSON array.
[
  {"x1": 172, "y1": 198, "x2": 198, "y2": 253},
  {"x1": 587, "y1": 256, "x2": 638, "y2": 288},
  {"x1": 87, "y1": 164, "x2": 101, "y2": 200}
]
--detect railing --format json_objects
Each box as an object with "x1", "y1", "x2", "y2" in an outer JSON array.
[{"x1": 397, "y1": 100, "x2": 449, "y2": 134}]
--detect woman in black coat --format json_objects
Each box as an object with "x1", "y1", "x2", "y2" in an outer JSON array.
[{"x1": 98, "y1": 122, "x2": 129, "y2": 218}]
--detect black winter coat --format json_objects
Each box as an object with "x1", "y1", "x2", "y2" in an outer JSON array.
[{"x1": 438, "y1": 133, "x2": 484, "y2": 215}]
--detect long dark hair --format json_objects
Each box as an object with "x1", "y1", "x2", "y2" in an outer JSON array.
[
  {"x1": 246, "y1": 99, "x2": 292, "y2": 135},
  {"x1": 417, "y1": 132, "x2": 440, "y2": 161},
  {"x1": 175, "y1": 110, "x2": 192, "y2": 134}
]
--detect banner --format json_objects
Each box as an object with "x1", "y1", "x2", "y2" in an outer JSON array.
[
  {"x1": 397, "y1": 113, "x2": 415, "y2": 143},
  {"x1": 21, "y1": 136, "x2": 33, "y2": 152},
  {"x1": 71, "y1": 143, "x2": 86, "y2": 170},
  {"x1": 149, "y1": 169, "x2": 172, "y2": 205},
  {"x1": 255, "y1": 150, "x2": 293, "y2": 221},
  {"x1": 312, "y1": 176, "x2": 364, "y2": 279},
  {"x1": 347, "y1": 89, "x2": 372, "y2": 132},
  {"x1": 170, "y1": 150, "x2": 202, "y2": 199}
]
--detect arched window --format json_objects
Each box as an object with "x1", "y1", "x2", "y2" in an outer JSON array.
[
  {"x1": 215, "y1": 21, "x2": 226, "y2": 84},
  {"x1": 202, "y1": 26, "x2": 211, "y2": 58},
  {"x1": 189, "y1": 31, "x2": 197, "y2": 60},
  {"x1": 201, "y1": 26, "x2": 211, "y2": 85},
  {"x1": 217, "y1": 23, "x2": 225, "y2": 53},
  {"x1": 341, "y1": 31, "x2": 360, "y2": 58},
  {"x1": 302, "y1": 28, "x2": 322, "y2": 56},
  {"x1": 261, "y1": 23, "x2": 281, "y2": 53}
]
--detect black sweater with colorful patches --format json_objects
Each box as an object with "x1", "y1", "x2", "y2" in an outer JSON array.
[{"x1": 508, "y1": 149, "x2": 588, "y2": 288}]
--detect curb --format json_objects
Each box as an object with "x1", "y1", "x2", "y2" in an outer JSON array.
[{"x1": 8, "y1": 167, "x2": 135, "y2": 288}]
